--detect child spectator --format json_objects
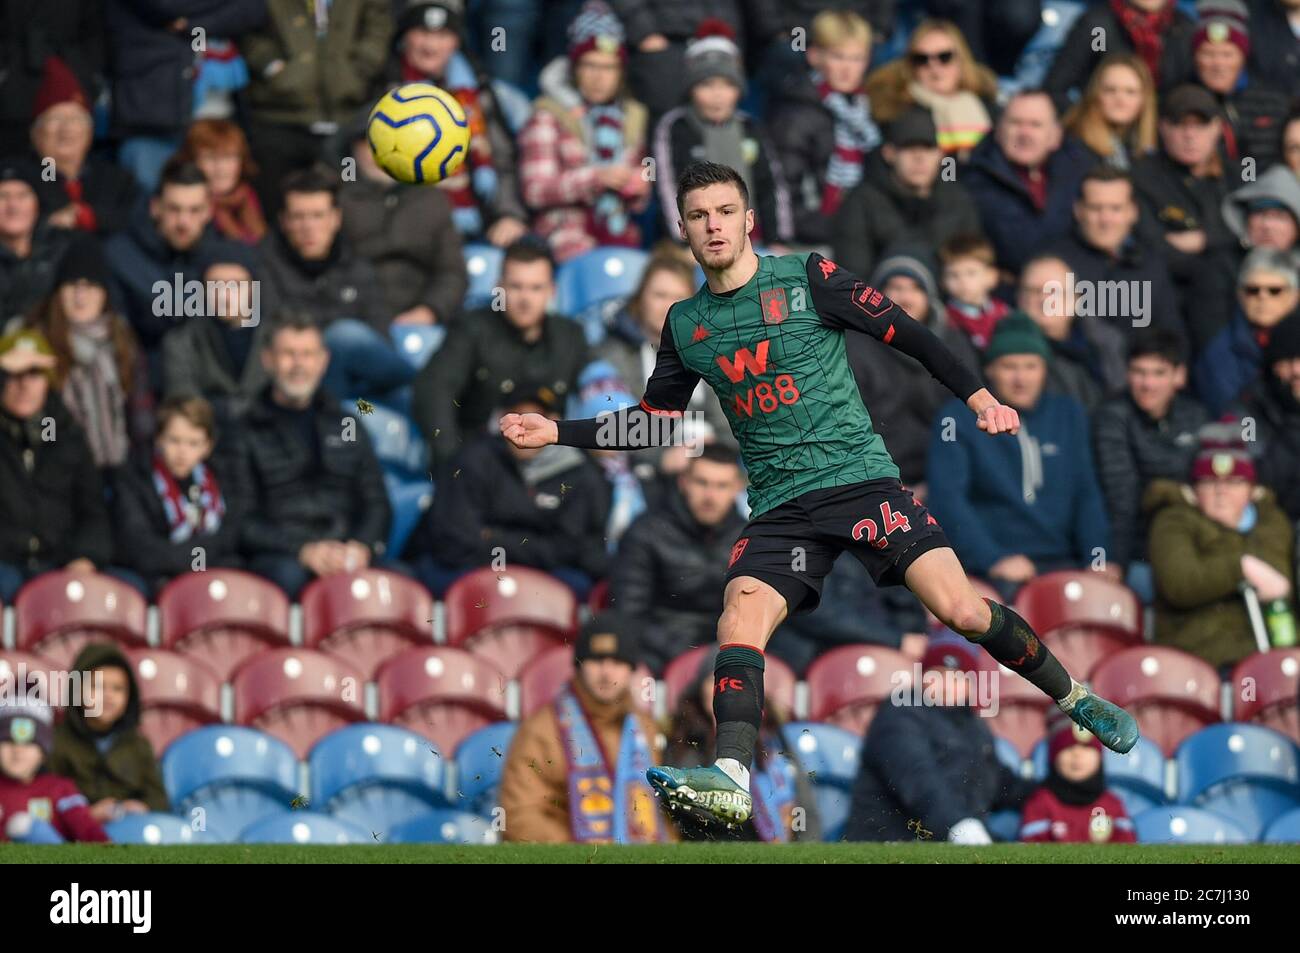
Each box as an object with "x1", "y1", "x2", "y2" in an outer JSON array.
[
  {"x1": 940, "y1": 233, "x2": 1009, "y2": 351},
  {"x1": 49, "y1": 643, "x2": 170, "y2": 824},
  {"x1": 173, "y1": 119, "x2": 267, "y2": 246},
  {"x1": 111, "y1": 396, "x2": 242, "y2": 596},
  {"x1": 0, "y1": 702, "x2": 108, "y2": 843},
  {"x1": 1019, "y1": 722, "x2": 1136, "y2": 843}
]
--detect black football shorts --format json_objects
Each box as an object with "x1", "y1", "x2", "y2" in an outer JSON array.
[{"x1": 723, "y1": 477, "x2": 951, "y2": 614}]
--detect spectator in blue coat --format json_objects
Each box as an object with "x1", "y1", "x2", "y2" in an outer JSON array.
[{"x1": 927, "y1": 312, "x2": 1114, "y2": 600}]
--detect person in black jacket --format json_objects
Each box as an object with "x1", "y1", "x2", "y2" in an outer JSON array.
[
  {"x1": 0, "y1": 327, "x2": 112, "y2": 601},
  {"x1": 228, "y1": 313, "x2": 393, "y2": 597},
  {"x1": 0, "y1": 157, "x2": 71, "y2": 326},
  {"x1": 112, "y1": 395, "x2": 243, "y2": 596},
  {"x1": 609, "y1": 443, "x2": 747, "y2": 674},
  {"x1": 1246, "y1": 0, "x2": 1300, "y2": 101},
  {"x1": 845, "y1": 641, "x2": 1037, "y2": 842},
  {"x1": 1231, "y1": 312, "x2": 1300, "y2": 522},
  {"x1": 415, "y1": 389, "x2": 610, "y2": 598},
  {"x1": 1092, "y1": 328, "x2": 1208, "y2": 600}
]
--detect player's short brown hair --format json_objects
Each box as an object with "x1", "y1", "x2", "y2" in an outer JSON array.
[
  {"x1": 676, "y1": 161, "x2": 749, "y2": 217},
  {"x1": 939, "y1": 233, "x2": 996, "y2": 268}
]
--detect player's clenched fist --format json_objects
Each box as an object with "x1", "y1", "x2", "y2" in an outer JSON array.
[
  {"x1": 499, "y1": 412, "x2": 558, "y2": 449},
  {"x1": 976, "y1": 402, "x2": 1020, "y2": 436}
]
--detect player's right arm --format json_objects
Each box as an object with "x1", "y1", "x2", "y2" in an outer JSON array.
[{"x1": 500, "y1": 315, "x2": 702, "y2": 451}]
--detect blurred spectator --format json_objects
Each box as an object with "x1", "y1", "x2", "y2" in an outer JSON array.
[
  {"x1": 259, "y1": 166, "x2": 414, "y2": 402},
  {"x1": 499, "y1": 612, "x2": 668, "y2": 843},
  {"x1": 0, "y1": 1, "x2": 103, "y2": 157},
  {"x1": 864, "y1": 19, "x2": 997, "y2": 158},
  {"x1": 1246, "y1": 0, "x2": 1300, "y2": 93},
  {"x1": 1192, "y1": 1, "x2": 1290, "y2": 171},
  {"x1": 1045, "y1": 165, "x2": 1183, "y2": 332},
  {"x1": 1222, "y1": 164, "x2": 1300, "y2": 255},
  {"x1": 919, "y1": 0, "x2": 1042, "y2": 78},
  {"x1": 1232, "y1": 313, "x2": 1300, "y2": 522},
  {"x1": 1063, "y1": 53, "x2": 1158, "y2": 170},
  {"x1": 339, "y1": 117, "x2": 467, "y2": 329},
  {"x1": 227, "y1": 314, "x2": 392, "y2": 597},
  {"x1": 23, "y1": 234, "x2": 152, "y2": 471},
  {"x1": 568, "y1": 362, "x2": 649, "y2": 549},
  {"x1": 1194, "y1": 247, "x2": 1299, "y2": 415},
  {"x1": 173, "y1": 119, "x2": 267, "y2": 245},
  {"x1": 0, "y1": 157, "x2": 71, "y2": 325},
  {"x1": 844, "y1": 642, "x2": 1037, "y2": 841},
  {"x1": 0, "y1": 703, "x2": 108, "y2": 844},
  {"x1": 239, "y1": 0, "x2": 391, "y2": 216},
  {"x1": 664, "y1": 645, "x2": 822, "y2": 841},
  {"x1": 846, "y1": 251, "x2": 978, "y2": 488},
  {"x1": 769, "y1": 10, "x2": 880, "y2": 245},
  {"x1": 1018, "y1": 254, "x2": 1127, "y2": 411},
  {"x1": 1093, "y1": 328, "x2": 1208, "y2": 596},
  {"x1": 652, "y1": 21, "x2": 792, "y2": 245},
  {"x1": 413, "y1": 239, "x2": 588, "y2": 472},
  {"x1": 1044, "y1": 0, "x2": 1196, "y2": 113},
  {"x1": 26, "y1": 56, "x2": 139, "y2": 236},
  {"x1": 1146, "y1": 439, "x2": 1294, "y2": 668},
  {"x1": 1018, "y1": 721, "x2": 1136, "y2": 843},
  {"x1": 415, "y1": 389, "x2": 610, "y2": 598},
  {"x1": 0, "y1": 328, "x2": 111, "y2": 602},
  {"x1": 160, "y1": 250, "x2": 270, "y2": 423},
  {"x1": 831, "y1": 107, "x2": 982, "y2": 280},
  {"x1": 939, "y1": 233, "x2": 1009, "y2": 351},
  {"x1": 610, "y1": 443, "x2": 746, "y2": 674},
  {"x1": 103, "y1": 161, "x2": 239, "y2": 353},
  {"x1": 1285, "y1": 113, "x2": 1300, "y2": 179},
  {"x1": 519, "y1": 1, "x2": 650, "y2": 262},
  {"x1": 928, "y1": 313, "x2": 1112, "y2": 599},
  {"x1": 106, "y1": 0, "x2": 265, "y2": 192},
  {"x1": 389, "y1": 0, "x2": 529, "y2": 246},
  {"x1": 964, "y1": 90, "x2": 1093, "y2": 275},
  {"x1": 50, "y1": 643, "x2": 170, "y2": 822},
  {"x1": 112, "y1": 396, "x2": 242, "y2": 595}
]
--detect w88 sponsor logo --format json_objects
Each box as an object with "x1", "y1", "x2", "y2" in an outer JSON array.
[{"x1": 732, "y1": 374, "x2": 801, "y2": 417}]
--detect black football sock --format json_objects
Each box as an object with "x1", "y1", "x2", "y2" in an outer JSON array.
[
  {"x1": 712, "y1": 644, "x2": 764, "y2": 769},
  {"x1": 969, "y1": 599, "x2": 1073, "y2": 701}
]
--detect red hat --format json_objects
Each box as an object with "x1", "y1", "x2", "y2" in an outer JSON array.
[
  {"x1": 1049, "y1": 721, "x2": 1103, "y2": 761},
  {"x1": 568, "y1": 0, "x2": 627, "y2": 66},
  {"x1": 1191, "y1": 447, "x2": 1256, "y2": 482},
  {"x1": 31, "y1": 55, "x2": 90, "y2": 121},
  {"x1": 1193, "y1": 0, "x2": 1250, "y2": 57}
]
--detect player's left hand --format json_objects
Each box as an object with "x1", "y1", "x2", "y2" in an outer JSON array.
[{"x1": 976, "y1": 402, "x2": 1020, "y2": 436}]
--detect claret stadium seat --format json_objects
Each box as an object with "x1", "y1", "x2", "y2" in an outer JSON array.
[
  {"x1": 1174, "y1": 723, "x2": 1300, "y2": 840},
  {"x1": 1231, "y1": 649, "x2": 1300, "y2": 745},
  {"x1": 157, "y1": 570, "x2": 291, "y2": 682},
  {"x1": 1013, "y1": 570, "x2": 1143, "y2": 680},
  {"x1": 308, "y1": 723, "x2": 448, "y2": 832},
  {"x1": 300, "y1": 569, "x2": 434, "y2": 679},
  {"x1": 232, "y1": 648, "x2": 367, "y2": 758},
  {"x1": 15, "y1": 571, "x2": 148, "y2": 668},
  {"x1": 444, "y1": 566, "x2": 578, "y2": 678},
  {"x1": 376, "y1": 646, "x2": 508, "y2": 754},
  {"x1": 1090, "y1": 647, "x2": 1222, "y2": 756},
  {"x1": 805, "y1": 645, "x2": 915, "y2": 735},
  {"x1": 124, "y1": 647, "x2": 223, "y2": 754}
]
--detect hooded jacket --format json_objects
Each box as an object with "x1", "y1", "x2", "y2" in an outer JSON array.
[
  {"x1": 48, "y1": 642, "x2": 170, "y2": 812},
  {"x1": 1221, "y1": 164, "x2": 1300, "y2": 244}
]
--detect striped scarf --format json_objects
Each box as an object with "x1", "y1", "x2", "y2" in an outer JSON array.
[
  {"x1": 585, "y1": 102, "x2": 632, "y2": 244},
  {"x1": 1109, "y1": 0, "x2": 1174, "y2": 84},
  {"x1": 816, "y1": 73, "x2": 880, "y2": 217},
  {"x1": 152, "y1": 454, "x2": 226, "y2": 543},
  {"x1": 64, "y1": 317, "x2": 129, "y2": 468}
]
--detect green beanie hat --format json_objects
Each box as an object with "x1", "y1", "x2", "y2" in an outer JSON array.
[{"x1": 982, "y1": 310, "x2": 1050, "y2": 365}]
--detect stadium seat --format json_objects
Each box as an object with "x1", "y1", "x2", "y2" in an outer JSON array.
[
  {"x1": 0, "y1": 651, "x2": 58, "y2": 699},
  {"x1": 454, "y1": 721, "x2": 518, "y2": 814},
  {"x1": 157, "y1": 570, "x2": 291, "y2": 682},
  {"x1": 516, "y1": 644, "x2": 654, "y2": 718},
  {"x1": 239, "y1": 811, "x2": 371, "y2": 844},
  {"x1": 383, "y1": 472, "x2": 434, "y2": 559},
  {"x1": 389, "y1": 323, "x2": 446, "y2": 370},
  {"x1": 987, "y1": 810, "x2": 1022, "y2": 842},
  {"x1": 985, "y1": 663, "x2": 1054, "y2": 757},
  {"x1": 1013, "y1": 571, "x2": 1143, "y2": 679},
  {"x1": 352, "y1": 401, "x2": 429, "y2": 477},
  {"x1": 161, "y1": 725, "x2": 298, "y2": 841},
  {"x1": 661, "y1": 645, "x2": 798, "y2": 720},
  {"x1": 308, "y1": 723, "x2": 448, "y2": 832},
  {"x1": 463, "y1": 243, "x2": 503, "y2": 310},
  {"x1": 1261, "y1": 806, "x2": 1300, "y2": 843},
  {"x1": 232, "y1": 649, "x2": 367, "y2": 758},
  {"x1": 1032, "y1": 734, "x2": 1168, "y2": 816},
  {"x1": 376, "y1": 646, "x2": 508, "y2": 754},
  {"x1": 1174, "y1": 723, "x2": 1300, "y2": 840},
  {"x1": 1132, "y1": 805, "x2": 1250, "y2": 844},
  {"x1": 1090, "y1": 647, "x2": 1222, "y2": 756},
  {"x1": 785, "y1": 722, "x2": 861, "y2": 842},
  {"x1": 812, "y1": 785, "x2": 852, "y2": 842},
  {"x1": 1231, "y1": 649, "x2": 1300, "y2": 745},
  {"x1": 300, "y1": 570, "x2": 435, "y2": 679},
  {"x1": 554, "y1": 247, "x2": 649, "y2": 339},
  {"x1": 388, "y1": 809, "x2": 497, "y2": 844},
  {"x1": 995, "y1": 735, "x2": 1026, "y2": 777},
  {"x1": 805, "y1": 645, "x2": 915, "y2": 736},
  {"x1": 14, "y1": 571, "x2": 148, "y2": 668},
  {"x1": 123, "y1": 648, "x2": 223, "y2": 755},
  {"x1": 105, "y1": 812, "x2": 216, "y2": 845},
  {"x1": 443, "y1": 566, "x2": 578, "y2": 678}
]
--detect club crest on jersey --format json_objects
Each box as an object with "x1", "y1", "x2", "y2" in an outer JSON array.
[
  {"x1": 760, "y1": 287, "x2": 788, "y2": 324},
  {"x1": 851, "y1": 281, "x2": 889, "y2": 318}
]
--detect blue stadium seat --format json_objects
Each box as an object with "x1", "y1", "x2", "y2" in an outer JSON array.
[
  {"x1": 1007, "y1": 1, "x2": 1088, "y2": 92},
  {"x1": 390, "y1": 324, "x2": 447, "y2": 370},
  {"x1": 383, "y1": 472, "x2": 434, "y2": 558},
  {"x1": 161, "y1": 726, "x2": 299, "y2": 841},
  {"x1": 1032, "y1": 734, "x2": 1169, "y2": 815},
  {"x1": 309, "y1": 724, "x2": 448, "y2": 832},
  {"x1": 554, "y1": 247, "x2": 649, "y2": 340},
  {"x1": 813, "y1": 785, "x2": 852, "y2": 842},
  {"x1": 104, "y1": 812, "x2": 217, "y2": 845},
  {"x1": 454, "y1": 721, "x2": 518, "y2": 813},
  {"x1": 463, "y1": 243, "x2": 503, "y2": 310},
  {"x1": 388, "y1": 809, "x2": 497, "y2": 844},
  {"x1": 987, "y1": 810, "x2": 1022, "y2": 843},
  {"x1": 995, "y1": 735, "x2": 1025, "y2": 777},
  {"x1": 1174, "y1": 723, "x2": 1300, "y2": 839},
  {"x1": 489, "y1": 79, "x2": 532, "y2": 134},
  {"x1": 239, "y1": 811, "x2": 371, "y2": 844},
  {"x1": 1261, "y1": 807, "x2": 1300, "y2": 843},
  {"x1": 353, "y1": 401, "x2": 429, "y2": 477},
  {"x1": 785, "y1": 722, "x2": 861, "y2": 789},
  {"x1": 1132, "y1": 806, "x2": 1250, "y2": 844}
]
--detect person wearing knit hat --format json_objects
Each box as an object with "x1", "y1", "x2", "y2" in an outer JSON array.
[
  {"x1": 981, "y1": 309, "x2": 1052, "y2": 366},
  {"x1": 1018, "y1": 721, "x2": 1136, "y2": 842},
  {"x1": 0, "y1": 328, "x2": 57, "y2": 382},
  {"x1": 0, "y1": 701, "x2": 109, "y2": 843}
]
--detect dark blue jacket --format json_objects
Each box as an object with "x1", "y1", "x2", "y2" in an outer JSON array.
[
  {"x1": 1194, "y1": 309, "x2": 1273, "y2": 418},
  {"x1": 926, "y1": 390, "x2": 1111, "y2": 576}
]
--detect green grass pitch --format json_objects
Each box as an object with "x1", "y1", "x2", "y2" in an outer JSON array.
[{"x1": 2, "y1": 843, "x2": 1292, "y2": 864}]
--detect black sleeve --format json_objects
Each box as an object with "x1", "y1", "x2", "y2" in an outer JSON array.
[
  {"x1": 555, "y1": 315, "x2": 702, "y2": 449},
  {"x1": 806, "y1": 252, "x2": 985, "y2": 403}
]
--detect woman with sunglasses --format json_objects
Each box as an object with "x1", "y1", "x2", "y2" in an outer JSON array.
[
  {"x1": 1194, "y1": 247, "x2": 1300, "y2": 416},
  {"x1": 865, "y1": 20, "x2": 998, "y2": 159}
]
